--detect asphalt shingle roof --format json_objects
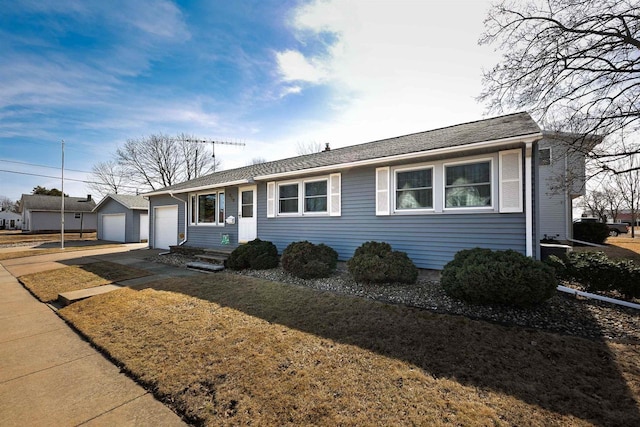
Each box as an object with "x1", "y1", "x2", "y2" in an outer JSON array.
[
  {"x1": 20, "y1": 194, "x2": 96, "y2": 212},
  {"x1": 103, "y1": 194, "x2": 149, "y2": 210},
  {"x1": 148, "y1": 112, "x2": 540, "y2": 195}
]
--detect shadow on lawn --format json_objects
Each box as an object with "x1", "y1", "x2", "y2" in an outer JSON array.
[{"x1": 135, "y1": 275, "x2": 640, "y2": 425}]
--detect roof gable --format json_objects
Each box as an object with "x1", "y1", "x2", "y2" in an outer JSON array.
[{"x1": 94, "y1": 194, "x2": 149, "y2": 211}]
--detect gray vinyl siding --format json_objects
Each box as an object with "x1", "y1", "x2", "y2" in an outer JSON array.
[
  {"x1": 27, "y1": 211, "x2": 97, "y2": 232},
  {"x1": 185, "y1": 187, "x2": 239, "y2": 250},
  {"x1": 149, "y1": 194, "x2": 186, "y2": 248},
  {"x1": 537, "y1": 138, "x2": 570, "y2": 241},
  {"x1": 96, "y1": 198, "x2": 147, "y2": 242},
  {"x1": 258, "y1": 165, "x2": 526, "y2": 270}
]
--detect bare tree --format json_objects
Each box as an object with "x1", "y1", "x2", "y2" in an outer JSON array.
[
  {"x1": 613, "y1": 155, "x2": 640, "y2": 237},
  {"x1": 88, "y1": 160, "x2": 130, "y2": 199},
  {"x1": 601, "y1": 183, "x2": 624, "y2": 222},
  {"x1": 479, "y1": 0, "x2": 640, "y2": 174},
  {"x1": 115, "y1": 134, "x2": 219, "y2": 191},
  {"x1": 248, "y1": 157, "x2": 268, "y2": 165},
  {"x1": 0, "y1": 196, "x2": 16, "y2": 212},
  {"x1": 583, "y1": 190, "x2": 608, "y2": 221},
  {"x1": 296, "y1": 142, "x2": 324, "y2": 155}
]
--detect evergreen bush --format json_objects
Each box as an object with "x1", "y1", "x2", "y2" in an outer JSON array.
[
  {"x1": 281, "y1": 241, "x2": 338, "y2": 279},
  {"x1": 347, "y1": 241, "x2": 418, "y2": 284},
  {"x1": 226, "y1": 239, "x2": 279, "y2": 270},
  {"x1": 441, "y1": 248, "x2": 557, "y2": 307},
  {"x1": 573, "y1": 222, "x2": 609, "y2": 244}
]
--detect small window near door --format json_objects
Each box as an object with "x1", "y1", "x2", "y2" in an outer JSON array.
[
  {"x1": 241, "y1": 190, "x2": 254, "y2": 218},
  {"x1": 190, "y1": 191, "x2": 225, "y2": 226}
]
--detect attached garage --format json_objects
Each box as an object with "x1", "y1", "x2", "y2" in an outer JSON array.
[
  {"x1": 101, "y1": 214, "x2": 126, "y2": 242},
  {"x1": 154, "y1": 205, "x2": 178, "y2": 249}
]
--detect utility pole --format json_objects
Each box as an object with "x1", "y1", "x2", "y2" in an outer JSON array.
[
  {"x1": 61, "y1": 139, "x2": 65, "y2": 249},
  {"x1": 184, "y1": 139, "x2": 245, "y2": 172}
]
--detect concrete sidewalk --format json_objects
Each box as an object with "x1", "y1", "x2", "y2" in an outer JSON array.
[{"x1": 0, "y1": 247, "x2": 188, "y2": 426}]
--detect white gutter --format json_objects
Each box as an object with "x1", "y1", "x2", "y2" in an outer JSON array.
[
  {"x1": 558, "y1": 285, "x2": 640, "y2": 310},
  {"x1": 145, "y1": 179, "x2": 249, "y2": 197},
  {"x1": 525, "y1": 142, "x2": 533, "y2": 257},
  {"x1": 254, "y1": 133, "x2": 544, "y2": 181},
  {"x1": 169, "y1": 192, "x2": 188, "y2": 246}
]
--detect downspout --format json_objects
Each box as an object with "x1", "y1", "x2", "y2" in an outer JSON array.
[
  {"x1": 169, "y1": 192, "x2": 188, "y2": 246},
  {"x1": 525, "y1": 142, "x2": 533, "y2": 257}
]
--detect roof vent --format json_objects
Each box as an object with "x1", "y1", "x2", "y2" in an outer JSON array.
[
  {"x1": 86, "y1": 194, "x2": 92, "y2": 201},
  {"x1": 323, "y1": 143, "x2": 331, "y2": 152}
]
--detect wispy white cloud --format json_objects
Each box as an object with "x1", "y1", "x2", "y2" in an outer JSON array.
[{"x1": 275, "y1": 49, "x2": 327, "y2": 83}]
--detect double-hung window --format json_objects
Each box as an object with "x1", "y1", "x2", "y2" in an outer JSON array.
[
  {"x1": 190, "y1": 191, "x2": 225, "y2": 225},
  {"x1": 279, "y1": 183, "x2": 299, "y2": 214},
  {"x1": 395, "y1": 168, "x2": 433, "y2": 210},
  {"x1": 304, "y1": 180, "x2": 327, "y2": 213},
  {"x1": 444, "y1": 161, "x2": 491, "y2": 208}
]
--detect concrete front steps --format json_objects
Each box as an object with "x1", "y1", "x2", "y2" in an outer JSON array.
[{"x1": 173, "y1": 247, "x2": 233, "y2": 273}]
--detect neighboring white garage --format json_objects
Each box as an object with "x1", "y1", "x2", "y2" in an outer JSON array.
[
  {"x1": 93, "y1": 194, "x2": 150, "y2": 243},
  {"x1": 154, "y1": 205, "x2": 178, "y2": 249},
  {"x1": 102, "y1": 214, "x2": 126, "y2": 242}
]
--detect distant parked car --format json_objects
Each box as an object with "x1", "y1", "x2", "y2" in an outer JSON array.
[{"x1": 574, "y1": 218, "x2": 630, "y2": 237}]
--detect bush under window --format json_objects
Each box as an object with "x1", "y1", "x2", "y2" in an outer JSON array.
[
  {"x1": 226, "y1": 239, "x2": 279, "y2": 270},
  {"x1": 347, "y1": 241, "x2": 418, "y2": 284},
  {"x1": 281, "y1": 241, "x2": 338, "y2": 279},
  {"x1": 441, "y1": 248, "x2": 557, "y2": 307}
]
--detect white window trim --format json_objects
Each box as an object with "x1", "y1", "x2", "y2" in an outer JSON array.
[
  {"x1": 442, "y1": 158, "x2": 494, "y2": 211},
  {"x1": 189, "y1": 191, "x2": 226, "y2": 227},
  {"x1": 392, "y1": 164, "x2": 435, "y2": 214},
  {"x1": 276, "y1": 176, "x2": 331, "y2": 217}
]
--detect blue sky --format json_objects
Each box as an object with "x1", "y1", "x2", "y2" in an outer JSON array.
[{"x1": 0, "y1": 0, "x2": 499, "y2": 202}]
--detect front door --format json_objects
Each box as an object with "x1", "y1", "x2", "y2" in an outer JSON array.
[{"x1": 238, "y1": 186, "x2": 257, "y2": 243}]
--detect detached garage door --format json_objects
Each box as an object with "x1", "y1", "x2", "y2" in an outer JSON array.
[
  {"x1": 102, "y1": 214, "x2": 126, "y2": 242},
  {"x1": 154, "y1": 206, "x2": 178, "y2": 249}
]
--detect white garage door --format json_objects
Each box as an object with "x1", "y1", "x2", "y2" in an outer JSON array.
[
  {"x1": 154, "y1": 206, "x2": 178, "y2": 249},
  {"x1": 102, "y1": 214, "x2": 126, "y2": 242},
  {"x1": 139, "y1": 213, "x2": 149, "y2": 242}
]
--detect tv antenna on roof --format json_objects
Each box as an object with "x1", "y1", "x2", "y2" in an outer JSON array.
[{"x1": 184, "y1": 139, "x2": 246, "y2": 172}]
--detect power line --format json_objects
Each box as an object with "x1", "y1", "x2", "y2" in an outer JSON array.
[
  {"x1": 0, "y1": 169, "x2": 142, "y2": 190},
  {"x1": 0, "y1": 158, "x2": 92, "y2": 174}
]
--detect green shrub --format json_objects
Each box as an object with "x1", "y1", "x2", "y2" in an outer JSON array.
[
  {"x1": 573, "y1": 222, "x2": 609, "y2": 244},
  {"x1": 347, "y1": 241, "x2": 418, "y2": 284},
  {"x1": 227, "y1": 239, "x2": 279, "y2": 270},
  {"x1": 547, "y1": 251, "x2": 640, "y2": 298},
  {"x1": 441, "y1": 248, "x2": 557, "y2": 307},
  {"x1": 281, "y1": 241, "x2": 338, "y2": 279}
]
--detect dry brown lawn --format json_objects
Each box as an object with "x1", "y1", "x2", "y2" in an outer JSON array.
[
  {"x1": 59, "y1": 274, "x2": 640, "y2": 426},
  {"x1": 20, "y1": 261, "x2": 150, "y2": 302},
  {"x1": 0, "y1": 243, "x2": 122, "y2": 261},
  {"x1": 574, "y1": 235, "x2": 640, "y2": 262},
  {"x1": 0, "y1": 231, "x2": 96, "y2": 244}
]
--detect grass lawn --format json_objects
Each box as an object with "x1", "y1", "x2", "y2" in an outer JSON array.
[
  {"x1": 0, "y1": 243, "x2": 122, "y2": 261},
  {"x1": 59, "y1": 274, "x2": 640, "y2": 426},
  {"x1": 0, "y1": 231, "x2": 97, "y2": 244},
  {"x1": 574, "y1": 235, "x2": 640, "y2": 263},
  {"x1": 20, "y1": 261, "x2": 150, "y2": 302}
]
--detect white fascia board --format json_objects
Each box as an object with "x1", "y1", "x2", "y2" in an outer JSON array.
[
  {"x1": 253, "y1": 133, "x2": 543, "y2": 181},
  {"x1": 144, "y1": 179, "x2": 250, "y2": 197}
]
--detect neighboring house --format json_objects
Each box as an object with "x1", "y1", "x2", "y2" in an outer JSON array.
[
  {"x1": 0, "y1": 210, "x2": 21, "y2": 230},
  {"x1": 93, "y1": 194, "x2": 149, "y2": 243},
  {"x1": 145, "y1": 112, "x2": 589, "y2": 269},
  {"x1": 19, "y1": 194, "x2": 97, "y2": 233}
]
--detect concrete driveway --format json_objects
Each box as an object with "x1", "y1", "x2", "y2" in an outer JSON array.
[{"x1": 0, "y1": 243, "x2": 196, "y2": 426}]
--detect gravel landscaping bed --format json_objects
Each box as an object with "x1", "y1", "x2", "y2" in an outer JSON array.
[{"x1": 148, "y1": 254, "x2": 640, "y2": 343}]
